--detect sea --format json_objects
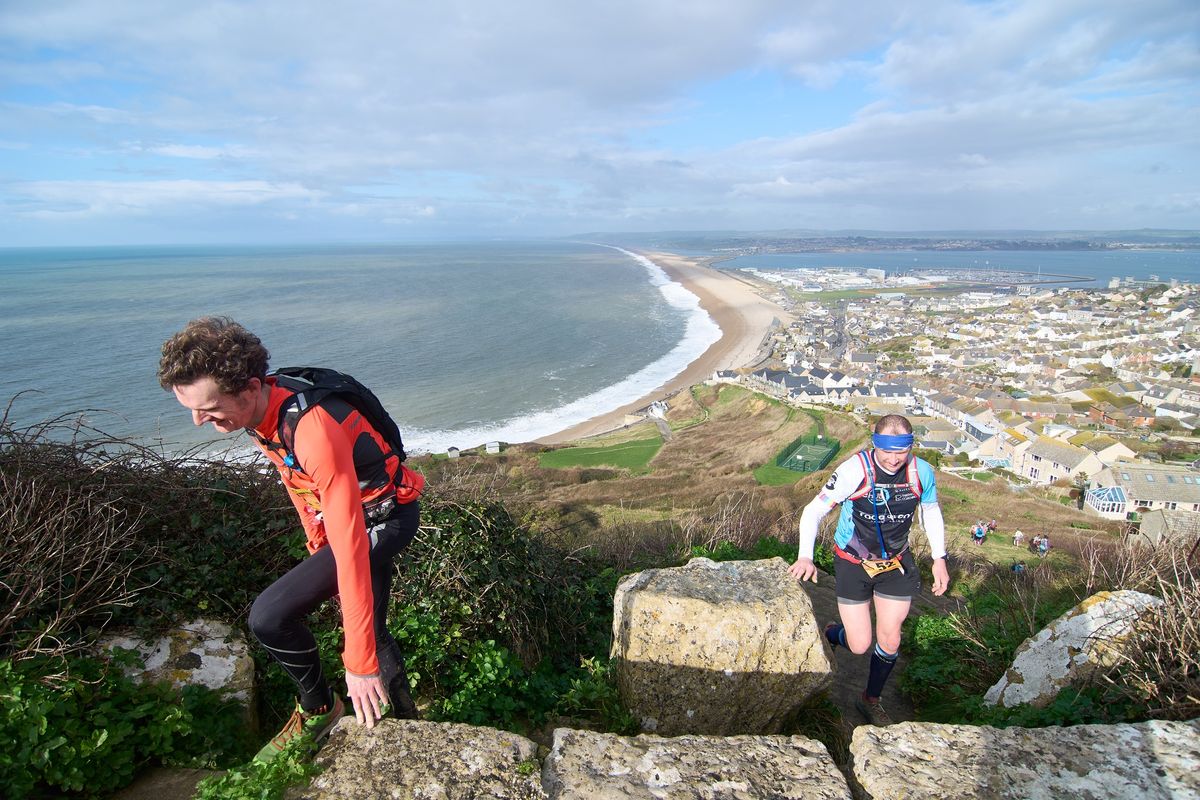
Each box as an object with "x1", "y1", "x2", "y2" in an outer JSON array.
[
  {"x1": 0, "y1": 241, "x2": 719, "y2": 455},
  {"x1": 3, "y1": 242, "x2": 1197, "y2": 457}
]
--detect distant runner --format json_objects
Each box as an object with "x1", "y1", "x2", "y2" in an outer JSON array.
[
  {"x1": 159, "y1": 317, "x2": 424, "y2": 761},
  {"x1": 789, "y1": 414, "x2": 949, "y2": 725}
]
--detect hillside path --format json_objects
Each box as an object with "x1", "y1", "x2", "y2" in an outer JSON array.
[{"x1": 798, "y1": 570, "x2": 964, "y2": 736}]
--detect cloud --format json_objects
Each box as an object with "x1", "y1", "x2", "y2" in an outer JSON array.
[
  {"x1": 0, "y1": 0, "x2": 1196, "y2": 240},
  {"x1": 138, "y1": 143, "x2": 260, "y2": 160},
  {"x1": 9, "y1": 179, "x2": 325, "y2": 219}
]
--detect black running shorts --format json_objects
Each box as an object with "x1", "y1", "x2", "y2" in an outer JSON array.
[{"x1": 834, "y1": 549, "x2": 921, "y2": 604}]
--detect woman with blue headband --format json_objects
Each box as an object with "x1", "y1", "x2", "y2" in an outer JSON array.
[{"x1": 789, "y1": 414, "x2": 949, "y2": 726}]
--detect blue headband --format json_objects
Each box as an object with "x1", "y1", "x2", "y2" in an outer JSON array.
[{"x1": 873, "y1": 432, "x2": 914, "y2": 451}]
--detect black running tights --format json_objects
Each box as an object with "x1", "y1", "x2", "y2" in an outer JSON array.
[{"x1": 248, "y1": 501, "x2": 419, "y2": 712}]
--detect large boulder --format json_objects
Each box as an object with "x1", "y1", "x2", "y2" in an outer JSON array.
[
  {"x1": 610, "y1": 557, "x2": 833, "y2": 736},
  {"x1": 851, "y1": 719, "x2": 1200, "y2": 800},
  {"x1": 542, "y1": 727, "x2": 851, "y2": 799},
  {"x1": 100, "y1": 617, "x2": 256, "y2": 729},
  {"x1": 289, "y1": 719, "x2": 545, "y2": 799},
  {"x1": 984, "y1": 590, "x2": 1163, "y2": 708}
]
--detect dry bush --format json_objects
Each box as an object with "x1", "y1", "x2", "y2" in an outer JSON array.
[
  {"x1": 1055, "y1": 537, "x2": 1200, "y2": 720},
  {"x1": 936, "y1": 529, "x2": 1199, "y2": 721},
  {"x1": 0, "y1": 410, "x2": 304, "y2": 658},
  {"x1": 0, "y1": 467, "x2": 151, "y2": 660},
  {"x1": 677, "y1": 492, "x2": 782, "y2": 555},
  {"x1": 1098, "y1": 546, "x2": 1200, "y2": 720},
  {"x1": 0, "y1": 414, "x2": 160, "y2": 658},
  {"x1": 586, "y1": 519, "x2": 685, "y2": 570}
]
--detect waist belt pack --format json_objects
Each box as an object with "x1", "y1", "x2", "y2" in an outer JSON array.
[{"x1": 835, "y1": 544, "x2": 907, "y2": 577}]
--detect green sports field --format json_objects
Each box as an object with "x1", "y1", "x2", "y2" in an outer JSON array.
[{"x1": 780, "y1": 441, "x2": 838, "y2": 472}]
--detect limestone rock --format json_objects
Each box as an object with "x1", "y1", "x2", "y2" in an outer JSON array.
[
  {"x1": 851, "y1": 719, "x2": 1200, "y2": 800},
  {"x1": 610, "y1": 557, "x2": 833, "y2": 736},
  {"x1": 542, "y1": 727, "x2": 852, "y2": 800},
  {"x1": 984, "y1": 590, "x2": 1164, "y2": 708},
  {"x1": 289, "y1": 718, "x2": 545, "y2": 799},
  {"x1": 100, "y1": 617, "x2": 256, "y2": 728}
]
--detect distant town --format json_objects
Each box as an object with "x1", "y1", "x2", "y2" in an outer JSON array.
[{"x1": 714, "y1": 267, "x2": 1200, "y2": 547}]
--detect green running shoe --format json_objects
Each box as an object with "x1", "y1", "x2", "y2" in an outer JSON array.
[
  {"x1": 855, "y1": 693, "x2": 894, "y2": 727},
  {"x1": 254, "y1": 695, "x2": 345, "y2": 762}
]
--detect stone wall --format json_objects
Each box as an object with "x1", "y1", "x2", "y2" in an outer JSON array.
[{"x1": 290, "y1": 717, "x2": 1200, "y2": 799}]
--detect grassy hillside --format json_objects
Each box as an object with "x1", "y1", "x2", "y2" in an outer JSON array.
[{"x1": 420, "y1": 383, "x2": 1124, "y2": 569}]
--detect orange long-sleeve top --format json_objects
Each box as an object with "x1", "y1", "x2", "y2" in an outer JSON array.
[{"x1": 251, "y1": 378, "x2": 423, "y2": 676}]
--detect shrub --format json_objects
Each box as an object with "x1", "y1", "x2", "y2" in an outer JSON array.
[
  {"x1": 397, "y1": 496, "x2": 613, "y2": 672},
  {"x1": 904, "y1": 539, "x2": 1198, "y2": 727},
  {"x1": 554, "y1": 656, "x2": 638, "y2": 734},
  {"x1": 1, "y1": 419, "x2": 628, "y2": 788},
  {"x1": 1072, "y1": 541, "x2": 1199, "y2": 720},
  {"x1": 690, "y1": 535, "x2": 834, "y2": 575},
  {"x1": 0, "y1": 418, "x2": 300, "y2": 659},
  {"x1": 0, "y1": 654, "x2": 251, "y2": 799},
  {"x1": 193, "y1": 733, "x2": 321, "y2": 800}
]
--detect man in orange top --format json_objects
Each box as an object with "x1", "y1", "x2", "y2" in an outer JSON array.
[{"x1": 159, "y1": 317, "x2": 424, "y2": 760}]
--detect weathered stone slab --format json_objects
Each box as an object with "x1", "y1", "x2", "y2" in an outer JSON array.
[
  {"x1": 542, "y1": 727, "x2": 851, "y2": 800},
  {"x1": 288, "y1": 718, "x2": 545, "y2": 799},
  {"x1": 851, "y1": 719, "x2": 1200, "y2": 800},
  {"x1": 984, "y1": 590, "x2": 1163, "y2": 708},
  {"x1": 100, "y1": 617, "x2": 256, "y2": 728},
  {"x1": 610, "y1": 557, "x2": 833, "y2": 736}
]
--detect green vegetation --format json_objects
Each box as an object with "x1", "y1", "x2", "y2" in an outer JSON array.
[
  {"x1": 4, "y1": 383, "x2": 1193, "y2": 797},
  {"x1": 0, "y1": 654, "x2": 252, "y2": 798},
  {"x1": 1, "y1": 419, "x2": 623, "y2": 798},
  {"x1": 902, "y1": 543, "x2": 1197, "y2": 726},
  {"x1": 691, "y1": 536, "x2": 834, "y2": 576},
  {"x1": 194, "y1": 735, "x2": 322, "y2": 800},
  {"x1": 938, "y1": 485, "x2": 970, "y2": 503},
  {"x1": 752, "y1": 462, "x2": 809, "y2": 485},
  {"x1": 538, "y1": 434, "x2": 662, "y2": 473}
]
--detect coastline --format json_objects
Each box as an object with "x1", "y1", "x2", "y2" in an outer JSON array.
[{"x1": 535, "y1": 251, "x2": 792, "y2": 445}]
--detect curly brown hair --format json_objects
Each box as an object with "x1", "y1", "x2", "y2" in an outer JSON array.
[{"x1": 158, "y1": 317, "x2": 270, "y2": 394}]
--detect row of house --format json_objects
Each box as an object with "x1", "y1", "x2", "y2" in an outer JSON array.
[
  {"x1": 723, "y1": 274, "x2": 1200, "y2": 540},
  {"x1": 735, "y1": 367, "x2": 917, "y2": 408}
]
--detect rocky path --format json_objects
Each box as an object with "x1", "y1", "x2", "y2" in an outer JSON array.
[{"x1": 799, "y1": 570, "x2": 964, "y2": 739}]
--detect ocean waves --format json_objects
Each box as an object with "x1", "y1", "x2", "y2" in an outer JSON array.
[
  {"x1": 1, "y1": 241, "x2": 720, "y2": 454},
  {"x1": 402, "y1": 247, "x2": 721, "y2": 453}
]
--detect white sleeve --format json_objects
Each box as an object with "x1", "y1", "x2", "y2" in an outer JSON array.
[
  {"x1": 796, "y1": 456, "x2": 862, "y2": 561},
  {"x1": 921, "y1": 502, "x2": 946, "y2": 559},
  {"x1": 796, "y1": 495, "x2": 835, "y2": 561}
]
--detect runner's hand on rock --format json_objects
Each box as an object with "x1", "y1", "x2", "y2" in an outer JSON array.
[
  {"x1": 789, "y1": 558, "x2": 819, "y2": 583},
  {"x1": 345, "y1": 671, "x2": 388, "y2": 728}
]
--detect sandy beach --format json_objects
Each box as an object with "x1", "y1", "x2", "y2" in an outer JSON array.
[{"x1": 536, "y1": 251, "x2": 792, "y2": 444}]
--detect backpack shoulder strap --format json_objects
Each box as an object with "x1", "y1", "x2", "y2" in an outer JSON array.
[
  {"x1": 847, "y1": 450, "x2": 874, "y2": 500},
  {"x1": 907, "y1": 456, "x2": 921, "y2": 496}
]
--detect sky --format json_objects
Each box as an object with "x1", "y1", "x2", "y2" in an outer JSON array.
[{"x1": 1, "y1": 0, "x2": 1198, "y2": 246}]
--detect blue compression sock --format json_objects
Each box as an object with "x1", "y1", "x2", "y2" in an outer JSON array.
[
  {"x1": 825, "y1": 623, "x2": 847, "y2": 649},
  {"x1": 865, "y1": 643, "x2": 898, "y2": 699}
]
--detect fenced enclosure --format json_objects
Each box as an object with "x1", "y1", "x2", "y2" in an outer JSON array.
[{"x1": 777, "y1": 433, "x2": 840, "y2": 473}]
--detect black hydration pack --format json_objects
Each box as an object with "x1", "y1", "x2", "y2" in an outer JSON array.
[{"x1": 264, "y1": 367, "x2": 407, "y2": 472}]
